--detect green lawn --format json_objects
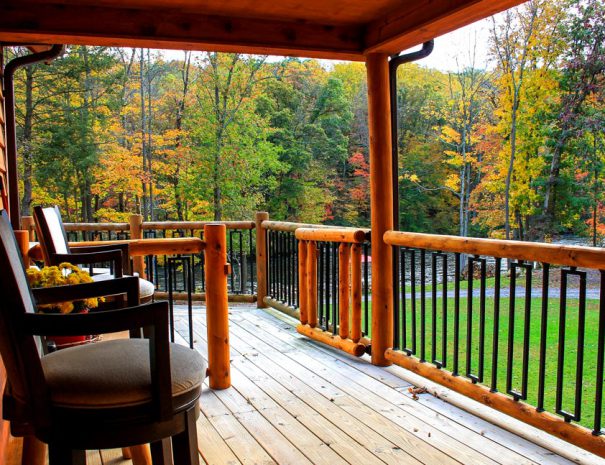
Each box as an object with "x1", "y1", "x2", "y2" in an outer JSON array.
[{"x1": 354, "y1": 294, "x2": 603, "y2": 431}]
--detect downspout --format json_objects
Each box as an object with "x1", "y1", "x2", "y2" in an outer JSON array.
[
  {"x1": 389, "y1": 41, "x2": 434, "y2": 341},
  {"x1": 3, "y1": 44, "x2": 65, "y2": 229}
]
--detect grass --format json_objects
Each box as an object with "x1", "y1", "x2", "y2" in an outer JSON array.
[{"x1": 350, "y1": 293, "x2": 603, "y2": 431}]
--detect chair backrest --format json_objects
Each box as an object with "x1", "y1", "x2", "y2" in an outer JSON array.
[
  {"x1": 0, "y1": 210, "x2": 48, "y2": 423},
  {"x1": 33, "y1": 205, "x2": 70, "y2": 265}
]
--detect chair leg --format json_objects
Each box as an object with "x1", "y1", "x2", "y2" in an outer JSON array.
[
  {"x1": 150, "y1": 438, "x2": 172, "y2": 465},
  {"x1": 130, "y1": 444, "x2": 153, "y2": 465},
  {"x1": 172, "y1": 407, "x2": 199, "y2": 465},
  {"x1": 22, "y1": 435, "x2": 46, "y2": 465},
  {"x1": 48, "y1": 444, "x2": 86, "y2": 465}
]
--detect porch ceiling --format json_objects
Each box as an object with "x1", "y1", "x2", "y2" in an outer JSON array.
[{"x1": 1, "y1": 0, "x2": 527, "y2": 60}]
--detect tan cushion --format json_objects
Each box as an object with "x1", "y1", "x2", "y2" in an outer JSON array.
[
  {"x1": 41, "y1": 339, "x2": 206, "y2": 408},
  {"x1": 92, "y1": 273, "x2": 155, "y2": 299}
]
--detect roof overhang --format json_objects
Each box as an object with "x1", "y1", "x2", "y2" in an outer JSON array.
[{"x1": 0, "y1": 0, "x2": 527, "y2": 61}]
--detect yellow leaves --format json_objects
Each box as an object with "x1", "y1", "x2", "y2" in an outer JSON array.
[
  {"x1": 444, "y1": 174, "x2": 460, "y2": 191},
  {"x1": 440, "y1": 126, "x2": 461, "y2": 145},
  {"x1": 400, "y1": 173, "x2": 421, "y2": 183}
]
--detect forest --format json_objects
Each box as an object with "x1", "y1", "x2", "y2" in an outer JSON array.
[{"x1": 7, "y1": 0, "x2": 605, "y2": 243}]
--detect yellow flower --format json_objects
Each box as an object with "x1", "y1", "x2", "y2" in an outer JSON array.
[{"x1": 27, "y1": 263, "x2": 100, "y2": 314}]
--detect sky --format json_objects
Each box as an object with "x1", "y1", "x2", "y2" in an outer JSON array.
[{"x1": 159, "y1": 15, "x2": 497, "y2": 73}]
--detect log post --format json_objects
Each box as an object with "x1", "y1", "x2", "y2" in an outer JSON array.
[
  {"x1": 255, "y1": 211, "x2": 269, "y2": 308},
  {"x1": 338, "y1": 243, "x2": 351, "y2": 339},
  {"x1": 14, "y1": 230, "x2": 29, "y2": 264},
  {"x1": 21, "y1": 216, "x2": 35, "y2": 241},
  {"x1": 307, "y1": 241, "x2": 318, "y2": 328},
  {"x1": 366, "y1": 53, "x2": 394, "y2": 366},
  {"x1": 298, "y1": 240, "x2": 308, "y2": 325},
  {"x1": 204, "y1": 223, "x2": 231, "y2": 390},
  {"x1": 351, "y1": 243, "x2": 362, "y2": 343},
  {"x1": 129, "y1": 214, "x2": 146, "y2": 279}
]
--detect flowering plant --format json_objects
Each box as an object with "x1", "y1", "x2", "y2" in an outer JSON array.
[{"x1": 26, "y1": 263, "x2": 102, "y2": 314}]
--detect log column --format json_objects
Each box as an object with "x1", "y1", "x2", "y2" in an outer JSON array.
[
  {"x1": 204, "y1": 223, "x2": 231, "y2": 389},
  {"x1": 255, "y1": 211, "x2": 269, "y2": 308},
  {"x1": 366, "y1": 53, "x2": 394, "y2": 366}
]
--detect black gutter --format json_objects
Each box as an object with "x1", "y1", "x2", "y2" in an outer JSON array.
[
  {"x1": 389, "y1": 40, "x2": 434, "y2": 344},
  {"x1": 3, "y1": 44, "x2": 65, "y2": 229}
]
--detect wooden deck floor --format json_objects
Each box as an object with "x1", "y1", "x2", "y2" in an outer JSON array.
[{"x1": 30, "y1": 303, "x2": 605, "y2": 465}]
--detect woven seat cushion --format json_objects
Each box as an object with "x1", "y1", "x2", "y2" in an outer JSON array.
[
  {"x1": 41, "y1": 339, "x2": 206, "y2": 408},
  {"x1": 92, "y1": 273, "x2": 155, "y2": 299}
]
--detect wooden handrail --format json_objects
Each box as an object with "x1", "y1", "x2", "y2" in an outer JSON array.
[
  {"x1": 61, "y1": 220, "x2": 255, "y2": 232},
  {"x1": 384, "y1": 230, "x2": 605, "y2": 269},
  {"x1": 28, "y1": 237, "x2": 205, "y2": 262},
  {"x1": 64, "y1": 222, "x2": 129, "y2": 231},
  {"x1": 262, "y1": 220, "x2": 368, "y2": 233},
  {"x1": 296, "y1": 227, "x2": 368, "y2": 243},
  {"x1": 143, "y1": 220, "x2": 254, "y2": 230},
  {"x1": 69, "y1": 238, "x2": 205, "y2": 256}
]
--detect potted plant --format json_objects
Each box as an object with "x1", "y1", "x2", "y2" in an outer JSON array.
[{"x1": 26, "y1": 262, "x2": 103, "y2": 348}]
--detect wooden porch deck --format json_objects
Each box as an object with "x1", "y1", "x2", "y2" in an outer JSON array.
[{"x1": 30, "y1": 303, "x2": 604, "y2": 465}]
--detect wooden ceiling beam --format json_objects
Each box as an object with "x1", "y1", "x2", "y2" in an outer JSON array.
[
  {"x1": 0, "y1": 3, "x2": 365, "y2": 61},
  {"x1": 364, "y1": 0, "x2": 527, "y2": 55}
]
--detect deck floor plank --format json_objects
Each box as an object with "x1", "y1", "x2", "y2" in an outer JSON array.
[
  {"x1": 178, "y1": 317, "x2": 417, "y2": 465},
  {"x1": 233, "y1": 310, "x2": 518, "y2": 465}
]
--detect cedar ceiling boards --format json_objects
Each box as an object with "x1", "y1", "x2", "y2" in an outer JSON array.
[{"x1": 1, "y1": 0, "x2": 527, "y2": 60}]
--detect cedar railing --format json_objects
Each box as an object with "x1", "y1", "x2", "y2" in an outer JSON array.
[
  {"x1": 295, "y1": 227, "x2": 371, "y2": 356},
  {"x1": 23, "y1": 215, "x2": 256, "y2": 303},
  {"x1": 383, "y1": 230, "x2": 605, "y2": 457},
  {"x1": 21, "y1": 212, "x2": 605, "y2": 456}
]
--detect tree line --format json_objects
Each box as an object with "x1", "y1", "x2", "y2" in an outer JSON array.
[{"x1": 7, "y1": 0, "x2": 605, "y2": 242}]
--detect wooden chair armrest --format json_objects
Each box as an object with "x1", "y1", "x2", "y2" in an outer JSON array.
[
  {"x1": 71, "y1": 243, "x2": 131, "y2": 274},
  {"x1": 52, "y1": 250, "x2": 125, "y2": 277},
  {"x1": 23, "y1": 301, "x2": 172, "y2": 420},
  {"x1": 31, "y1": 276, "x2": 140, "y2": 307}
]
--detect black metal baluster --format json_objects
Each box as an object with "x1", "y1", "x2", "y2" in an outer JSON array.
[
  {"x1": 537, "y1": 263, "x2": 550, "y2": 410},
  {"x1": 594, "y1": 270, "x2": 605, "y2": 435},
  {"x1": 401, "y1": 248, "x2": 407, "y2": 352},
  {"x1": 167, "y1": 257, "x2": 175, "y2": 343},
  {"x1": 506, "y1": 262, "x2": 517, "y2": 398},
  {"x1": 466, "y1": 256, "x2": 474, "y2": 381},
  {"x1": 332, "y1": 243, "x2": 338, "y2": 335},
  {"x1": 318, "y1": 243, "x2": 325, "y2": 327},
  {"x1": 410, "y1": 249, "x2": 417, "y2": 355},
  {"x1": 393, "y1": 245, "x2": 401, "y2": 350},
  {"x1": 431, "y1": 252, "x2": 437, "y2": 364},
  {"x1": 556, "y1": 268, "x2": 586, "y2": 423},
  {"x1": 491, "y1": 257, "x2": 502, "y2": 392},
  {"x1": 453, "y1": 253, "x2": 460, "y2": 376},
  {"x1": 478, "y1": 258, "x2": 487, "y2": 382},
  {"x1": 363, "y1": 243, "x2": 369, "y2": 336},
  {"x1": 521, "y1": 263, "x2": 533, "y2": 399},
  {"x1": 440, "y1": 253, "x2": 448, "y2": 368},
  {"x1": 420, "y1": 250, "x2": 426, "y2": 362}
]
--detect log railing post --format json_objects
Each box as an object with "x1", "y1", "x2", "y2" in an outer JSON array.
[
  {"x1": 338, "y1": 243, "x2": 351, "y2": 340},
  {"x1": 21, "y1": 215, "x2": 35, "y2": 241},
  {"x1": 351, "y1": 243, "x2": 362, "y2": 343},
  {"x1": 255, "y1": 211, "x2": 269, "y2": 308},
  {"x1": 204, "y1": 223, "x2": 231, "y2": 390},
  {"x1": 307, "y1": 241, "x2": 318, "y2": 328},
  {"x1": 129, "y1": 214, "x2": 146, "y2": 279},
  {"x1": 298, "y1": 240, "x2": 308, "y2": 325},
  {"x1": 366, "y1": 53, "x2": 394, "y2": 366}
]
